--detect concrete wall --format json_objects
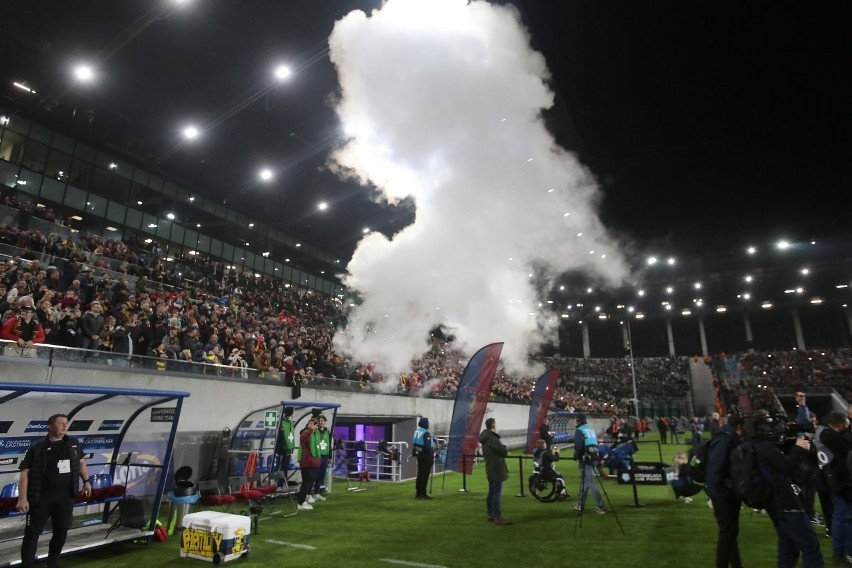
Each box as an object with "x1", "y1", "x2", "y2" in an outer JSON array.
[{"x1": 1, "y1": 358, "x2": 547, "y2": 480}]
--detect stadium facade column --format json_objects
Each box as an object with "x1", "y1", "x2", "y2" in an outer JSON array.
[
  {"x1": 666, "y1": 318, "x2": 675, "y2": 356},
  {"x1": 742, "y1": 311, "x2": 755, "y2": 353},
  {"x1": 698, "y1": 315, "x2": 709, "y2": 356},
  {"x1": 791, "y1": 307, "x2": 806, "y2": 350},
  {"x1": 581, "y1": 321, "x2": 590, "y2": 359},
  {"x1": 845, "y1": 306, "x2": 852, "y2": 343}
]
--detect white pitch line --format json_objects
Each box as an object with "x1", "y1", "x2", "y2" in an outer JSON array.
[
  {"x1": 265, "y1": 539, "x2": 317, "y2": 550},
  {"x1": 379, "y1": 559, "x2": 447, "y2": 568}
]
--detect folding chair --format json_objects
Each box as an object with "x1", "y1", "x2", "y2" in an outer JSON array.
[{"x1": 197, "y1": 480, "x2": 237, "y2": 510}]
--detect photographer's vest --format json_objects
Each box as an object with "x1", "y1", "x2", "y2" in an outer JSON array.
[
  {"x1": 25, "y1": 436, "x2": 81, "y2": 504},
  {"x1": 315, "y1": 429, "x2": 331, "y2": 457},
  {"x1": 578, "y1": 424, "x2": 599, "y2": 460},
  {"x1": 413, "y1": 427, "x2": 429, "y2": 454}
]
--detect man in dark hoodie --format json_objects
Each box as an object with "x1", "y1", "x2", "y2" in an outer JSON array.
[
  {"x1": 479, "y1": 418, "x2": 510, "y2": 525},
  {"x1": 413, "y1": 417, "x2": 434, "y2": 500}
]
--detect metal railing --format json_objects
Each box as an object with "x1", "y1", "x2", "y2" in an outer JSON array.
[{"x1": 332, "y1": 440, "x2": 408, "y2": 483}]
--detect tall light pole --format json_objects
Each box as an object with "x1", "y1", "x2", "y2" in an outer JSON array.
[{"x1": 625, "y1": 317, "x2": 640, "y2": 418}]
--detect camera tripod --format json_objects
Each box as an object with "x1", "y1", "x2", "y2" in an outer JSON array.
[{"x1": 573, "y1": 458, "x2": 625, "y2": 535}]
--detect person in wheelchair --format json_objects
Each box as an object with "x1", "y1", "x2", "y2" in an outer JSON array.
[{"x1": 531, "y1": 439, "x2": 569, "y2": 500}]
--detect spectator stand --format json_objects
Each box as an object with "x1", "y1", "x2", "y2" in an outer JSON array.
[{"x1": 0, "y1": 382, "x2": 189, "y2": 566}]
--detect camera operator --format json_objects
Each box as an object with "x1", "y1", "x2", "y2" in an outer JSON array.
[
  {"x1": 748, "y1": 410, "x2": 824, "y2": 568},
  {"x1": 817, "y1": 412, "x2": 852, "y2": 565},
  {"x1": 573, "y1": 414, "x2": 606, "y2": 514}
]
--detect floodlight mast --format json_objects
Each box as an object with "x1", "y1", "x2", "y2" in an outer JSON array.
[{"x1": 626, "y1": 318, "x2": 640, "y2": 418}]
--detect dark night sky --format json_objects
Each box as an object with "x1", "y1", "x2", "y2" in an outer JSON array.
[{"x1": 1, "y1": 0, "x2": 850, "y2": 264}]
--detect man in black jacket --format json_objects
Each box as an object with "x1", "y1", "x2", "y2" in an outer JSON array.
[
  {"x1": 749, "y1": 411, "x2": 824, "y2": 568},
  {"x1": 16, "y1": 414, "x2": 91, "y2": 567},
  {"x1": 818, "y1": 412, "x2": 852, "y2": 565},
  {"x1": 704, "y1": 414, "x2": 745, "y2": 568}
]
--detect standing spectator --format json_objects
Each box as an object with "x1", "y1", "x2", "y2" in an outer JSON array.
[
  {"x1": 412, "y1": 417, "x2": 434, "y2": 500},
  {"x1": 705, "y1": 415, "x2": 744, "y2": 568},
  {"x1": 539, "y1": 416, "x2": 554, "y2": 449},
  {"x1": 479, "y1": 418, "x2": 510, "y2": 525},
  {"x1": 709, "y1": 412, "x2": 722, "y2": 438},
  {"x1": 297, "y1": 419, "x2": 320, "y2": 511},
  {"x1": 16, "y1": 414, "x2": 91, "y2": 567},
  {"x1": 573, "y1": 414, "x2": 606, "y2": 515},
  {"x1": 657, "y1": 417, "x2": 668, "y2": 444},
  {"x1": 690, "y1": 417, "x2": 703, "y2": 447},
  {"x1": 670, "y1": 418, "x2": 681, "y2": 444},
  {"x1": 79, "y1": 300, "x2": 104, "y2": 351}
]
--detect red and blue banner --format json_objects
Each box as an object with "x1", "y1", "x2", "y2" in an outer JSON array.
[
  {"x1": 525, "y1": 368, "x2": 560, "y2": 453},
  {"x1": 444, "y1": 343, "x2": 503, "y2": 474}
]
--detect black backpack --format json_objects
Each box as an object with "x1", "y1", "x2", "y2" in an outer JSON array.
[
  {"x1": 687, "y1": 438, "x2": 713, "y2": 483},
  {"x1": 730, "y1": 442, "x2": 773, "y2": 509}
]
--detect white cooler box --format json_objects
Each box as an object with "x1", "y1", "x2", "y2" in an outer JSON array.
[{"x1": 180, "y1": 511, "x2": 251, "y2": 564}]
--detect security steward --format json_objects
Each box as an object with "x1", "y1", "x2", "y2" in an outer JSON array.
[
  {"x1": 16, "y1": 413, "x2": 91, "y2": 567},
  {"x1": 413, "y1": 417, "x2": 434, "y2": 500}
]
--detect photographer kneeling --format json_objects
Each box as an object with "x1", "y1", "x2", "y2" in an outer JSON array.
[{"x1": 747, "y1": 410, "x2": 824, "y2": 568}]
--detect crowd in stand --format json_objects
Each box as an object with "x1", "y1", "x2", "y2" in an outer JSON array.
[
  {"x1": 718, "y1": 348, "x2": 852, "y2": 410},
  {"x1": 1, "y1": 201, "x2": 697, "y2": 415}
]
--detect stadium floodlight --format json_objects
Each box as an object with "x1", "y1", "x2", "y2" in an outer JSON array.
[
  {"x1": 318, "y1": 202, "x2": 328, "y2": 211},
  {"x1": 647, "y1": 256, "x2": 658, "y2": 265},
  {"x1": 747, "y1": 246, "x2": 757, "y2": 255},
  {"x1": 259, "y1": 169, "x2": 273, "y2": 181},
  {"x1": 74, "y1": 65, "x2": 94, "y2": 82},
  {"x1": 777, "y1": 240, "x2": 790, "y2": 250},
  {"x1": 183, "y1": 125, "x2": 200, "y2": 140},
  {"x1": 667, "y1": 257, "x2": 676, "y2": 265},
  {"x1": 274, "y1": 65, "x2": 292, "y2": 80}
]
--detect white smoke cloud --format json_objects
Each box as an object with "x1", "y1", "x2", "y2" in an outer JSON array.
[{"x1": 328, "y1": 0, "x2": 628, "y2": 376}]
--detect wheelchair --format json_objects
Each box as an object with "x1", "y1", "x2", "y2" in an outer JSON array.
[{"x1": 528, "y1": 463, "x2": 568, "y2": 503}]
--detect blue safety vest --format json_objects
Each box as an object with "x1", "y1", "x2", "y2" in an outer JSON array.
[{"x1": 413, "y1": 427, "x2": 429, "y2": 453}]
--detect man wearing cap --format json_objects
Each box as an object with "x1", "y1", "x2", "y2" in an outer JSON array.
[
  {"x1": 705, "y1": 414, "x2": 745, "y2": 568},
  {"x1": 413, "y1": 417, "x2": 434, "y2": 500},
  {"x1": 1, "y1": 305, "x2": 46, "y2": 352},
  {"x1": 275, "y1": 407, "x2": 297, "y2": 488}
]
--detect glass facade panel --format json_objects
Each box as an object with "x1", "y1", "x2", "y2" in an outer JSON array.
[
  {"x1": 110, "y1": 175, "x2": 130, "y2": 204},
  {"x1": 196, "y1": 233, "x2": 210, "y2": 254},
  {"x1": 28, "y1": 122, "x2": 52, "y2": 144},
  {"x1": 182, "y1": 228, "x2": 197, "y2": 248},
  {"x1": 95, "y1": 151, "x2": 117, "y2": 171},
  {"x1": 156, "y1": 219, "x2": 172, "y2": 240},
  {"x1": 40, "y1": 177, "x2": 66, "y2": 204},
  {"x1": 148, "y1": 174, "x2": 162, "y2": 191},
  {"x1": 86, "y1": 194, "x2": 107, "y2": 218},
  {"x1": 73, "y1": 143, "x2": 96, "y2": 162},
  {"x1": 125, "y1": 207, "x2": 142, "y2": 230},
  {"x1": 209, "y1": 238, "x2": 222, "y2": 257},
  {"x1": 16, "y1": 168, "x2": 42, "y2": 196},
  {"x1": 115, "y1": 164, "x2": 133, "y2": 180},
  {"x1": 170, "y1": 223, "x2": 185, "y2": 246},
  {"x1": 68, "y1": 158, "x2": 93, "y2": 190},
  {"x1": 222, "y1": 243, "x2": 234, "y2": 262},
  {"x1": 0, "y1": 160, "x2": 18, "y2": 188},
  {"x1": 44, "y1": 148, "x2": 72, "y2": 181},
  {"x1": 6, "y1": 114, "x2": 30, "y2": 135},
  {"x1": 132, "y1": 168, "x2": 148, "y2": 185},
  {"x1": 22, "y1": 139, "x2": 48, "y2": 173},
  {"x1": 88, "y1": 167, "x2": 112, "y2": 198},
  {"x1": 63, "y1": 185, "x2": 88, "y2": 212},
  {"x1": 0, "y1": 130, "x2": 26, "y2": 164},
  {"x1": 51, "y1": 132, "x2": 75, "y2": 154},
  {"x1": 202, "y1": 198, "x2": 215, "y2": 213},
  {"x1": 142, "y1": 213, "x2": 159, "y2": 235},
  {"x1": 162, "y1": 180, "x2": 177, "y2": 197},
  {"x1": 105, "y1": 200, "x2": 126, "y2": 224}
]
